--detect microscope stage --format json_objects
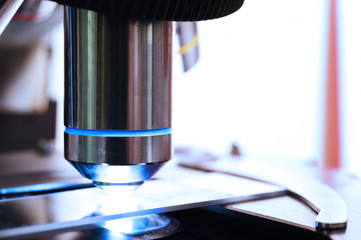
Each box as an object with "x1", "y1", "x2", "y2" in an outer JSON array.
[{"x1": 0, "y1": 171, "x2": 284, "y2": 239}]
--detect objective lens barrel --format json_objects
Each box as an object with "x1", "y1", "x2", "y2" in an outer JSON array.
[{"x1": 63, "y1": 7, "x2": 172, "y2": 185}]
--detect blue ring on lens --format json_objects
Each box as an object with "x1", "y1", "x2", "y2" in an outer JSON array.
[{"x1": 65, "y1": 127, "x2": 172, "y2": 137}]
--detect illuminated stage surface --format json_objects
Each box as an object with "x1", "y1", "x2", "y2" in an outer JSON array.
[{"x1": 0, "y1": 169, "x2": 284, "y2": 239}]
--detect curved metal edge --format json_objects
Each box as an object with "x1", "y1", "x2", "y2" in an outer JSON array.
[{"x1": 287, "y1": 185, "x2": 348, "y2": 230}]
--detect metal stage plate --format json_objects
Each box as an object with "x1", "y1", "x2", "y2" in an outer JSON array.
[{"x1": 0, "y1": 172, "x2": 284, "y2": 239}]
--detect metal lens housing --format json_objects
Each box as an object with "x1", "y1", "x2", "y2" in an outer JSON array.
[{"x1": 64, "y1": 7, "x2": 172, "y2": 185}]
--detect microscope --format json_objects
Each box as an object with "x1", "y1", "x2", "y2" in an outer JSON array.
[
  {"x1": 60, "y1": 0, "x2": 244, "y2": 188},
  {"x1": 0, "y1": 1, "x2": 355, "y2": 239}
]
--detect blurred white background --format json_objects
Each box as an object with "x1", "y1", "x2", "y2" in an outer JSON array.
[{"x1": 172, "y1": 0, "x2": 361, "y2": 176}]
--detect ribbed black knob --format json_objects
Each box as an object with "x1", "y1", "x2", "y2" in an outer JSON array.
[{"x1": 51, "y1": 0, "x2": 244, "y2": 21}]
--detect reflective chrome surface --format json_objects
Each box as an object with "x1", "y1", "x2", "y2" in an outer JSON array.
[
  {"x1": 65, "y1": 134, "x2": 171, "y2": 165},
  {"x1": 63, "y1": 7, "x2": 172, "y2": 185},
  {"x1": 64, "y1": 7, "x2": 172, "y2": 131}
]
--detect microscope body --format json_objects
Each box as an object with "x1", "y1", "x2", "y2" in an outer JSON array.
[
  {"x1": 63, "y1": 7, "x2": 172, "y2": 185},
  {"x1": 60, "y1": 0, "x2": 244, "y2": 186}
]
